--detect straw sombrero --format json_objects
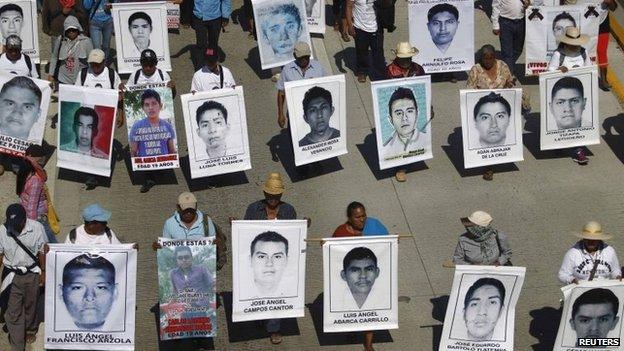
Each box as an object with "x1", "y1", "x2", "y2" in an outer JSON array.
[
  {"x1": 557, "y1": 27, "x2": 589, "y2": 46},
  {"x1": 392, "y1": 42, "x2": 419, "y2": 58},
  {"x1": 575, "y1": 221, "x2": 612, "y2": 240}
]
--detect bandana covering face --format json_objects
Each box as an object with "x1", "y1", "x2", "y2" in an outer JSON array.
[{"x1": 466, "y1": 225, "x2": 498, "y2": 243}]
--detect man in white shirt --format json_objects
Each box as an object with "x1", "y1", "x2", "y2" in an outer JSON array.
[
  {"x1": 75, "y1": 49, "x2": 122, "y2": 90},
  {"x1": 0, "y1": 35, "x2": 38, "y2": 78},
  {"x1": 128, "y1": 49, "x2": 176, "y2": 97},
  {"x1": 190, "y1": 48, "x2": 235, "y2": 92},
  {"x1": 0, "y1": 204, "x2": 47, "y2": 351},
  {"x1": 346, "y1": 0, "x2": 385, "y2": 82},
  {"x1": 492, "y1": 0, "x2": 530, "y2": 77},
  {"x1": 65, "y1": 204, "x2": 121, "y2": 245}
]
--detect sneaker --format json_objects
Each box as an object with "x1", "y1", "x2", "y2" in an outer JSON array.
[
  {"x1": 395, "y1": 169, "x2": 407, "y2": 182},
  {"x1": 140, "y1": 179, "x2": 156, "y2": 193},
  {"x1": 599, "y1": 78, "x2": 611, "y2": 92},
  {"x1": 573, "y1": 148, "x2": 588, "y2": 165}
]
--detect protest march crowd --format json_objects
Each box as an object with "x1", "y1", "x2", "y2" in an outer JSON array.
[{"x1": 0, "y1": 0, "x2": 621, "y2": 349}]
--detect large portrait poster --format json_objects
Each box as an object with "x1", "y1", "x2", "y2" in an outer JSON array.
[
  {"x1": 539, "y1": 66, "x2": 599, "y2": 150},
  {"x1": 181, "y1": 86, "x2": 252, "y2": 179},
  {"x1": 439, "y1": 265, "x2": 526, "y2": 351},
  {"x1": 460, "y1": 88, "x2": 523, "y2": 169},
  {"x1": 44, "y1": 244, "x2": 137, "y2": 350},
  {"x1": 554, "y1": 280, "x2": 624, "y2": 350},
  {"x1": 408, "y1": 0, "x2": 474, "y2": 73},
  {"x1": 0, "y1": 74, "x2": 51, "y2": 156},
  {"x1": 306, "y1": 0, "x2": 325, "y2": 33},
  {"x1": 112, "y1": 1, "x2": 172, "y2": 73},
  {"x1": 525, "y1": 5, "x2": 600, "y2": 75},
  {"x1": 0, "y1": 0, "x2": 39, "y2": 62},
  {"x1": 56, "y1": 85, "x2": 118, "y2": 177},
  {"x1": 323, "y1": 235, "x2": 398, "y2": 333},
  {"x1": 285, "y1": 74, "x2": 347, "y2": 166},
  {"x1": 372, "y1": 76, "x2": 433, "y2": 170},
  {"x1": 157, "y1": 238, "x2": 216, "y2": 340},
  {"x1": 124, "y1": 82, "x2": 179, "y2": 171},
  {"x1": 253, "y1": 0, "x2": 312, "y2": 70},
  {"x1": 231, "y1": 220, "x2": 308, "y2": 322}
]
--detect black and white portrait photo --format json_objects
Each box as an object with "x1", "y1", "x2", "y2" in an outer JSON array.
[
  {"x1": 181, "y1": 87, "x2": 251, "y2": 179},
  {"x1": 525, "y1": 5, "x2": 600, "y2": 76},
  {"x1": 0, "y1": 0, "x2": 39, "y2": 61},
  {"x1": 439, "y1": 266, "x2": 525, "y2": 350},
  {"x1": 112, "y1": 2, "x2": 171, "y2": 73},
  {"x1": 323, "y1": 236, "x2": 398, "y2": 333},
  {"x1": 539, "y1": 66, "x2": 599, "y2": 150},
  {"x1": 460, "y1": 88, "x2": 524, "y2": 169},
  {"x1": 408, "y1": 0, "x2": 474, "y2": 73},
  {"x1": 45, "y1": 244, "x2": 137, "y2": 350},
  {"x1": 231, "y1": 220, "x2": 307, "y2": 322},
  {"x1": 305, "y1": 0, "x2": 325, "y2": 33},
  {"x1": 554, "y1": 281, "x2": 624, "y2": 350},
  {"x1": 372, "y1": 76, "x2": 433, "y2": 170},
  {"x1": 284, "y1": 74, "x2": 347, "y2": 166},
  {"x1": 0, "y1": 75, "x2": 51, "y2": 155},
  {"x1": 253, "y1": 0, "x2": 312, "y2": 69}
]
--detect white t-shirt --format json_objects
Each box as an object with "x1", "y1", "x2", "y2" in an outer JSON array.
[
  {"x1": 351, "y1": 0, "x2": 377, "y2": 33},
  {"x1": 190, "y1": 65, "x2": 236, "y2": 92},
  {"x1": 548, "y1": 51, "x2": 592, "y2": 72},
  {"x1": 127, "y1": 68, "x2": 171, "y2": 86},
  {"x1": 0, "y1": 53, "x2": 38, "y2": 78},
  {"x1": 64, "y1": 224, "x2": 122, "y2": 245},
  {"x1": 75, "y1": 67, "x2": 122, "y2": 89}
]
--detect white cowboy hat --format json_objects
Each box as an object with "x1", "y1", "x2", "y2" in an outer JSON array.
[
  {"x1": 557, "y1": 27, "x2": 589, "y2": 46},
  {"x1": 392, "y1": 42, "x2": 419, "y2": 58},
  {"x1": 575, "y1": 221, "x2": 613, "y2": 241}
]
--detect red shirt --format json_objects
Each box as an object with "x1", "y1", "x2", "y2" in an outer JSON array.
[
  {"x1": 385, "y1": 61, "x2": 425, "y2": 79},
  {"x1": 333, "y1": 223, "x2": 361, "y2": 237}
]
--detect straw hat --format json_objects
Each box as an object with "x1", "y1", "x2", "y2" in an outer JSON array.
[
  {"x1": 460, "y1": 211, "x2": 493, "y2": 227},
  {"x1": 575, "y1": 221, "x2": 612, "y2": 240},
  {"x1": 392, "y1": 42, "x2": 419, "y2": 58},
  {"x1": 557, "y1": 27, "x2": 589, "y2": 46},
  {"x1": 263, "y1": 173, "x2": 285, "y2": 195}
]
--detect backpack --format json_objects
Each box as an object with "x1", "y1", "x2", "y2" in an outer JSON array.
[
  {"x1": 69, "y1": 226, "x2": 113, "y2": 243},
  {"x1": 1, "y1": 53, "x2": 34, "y2": 77},
  {"x1": 202, "y1": 214, "x2": 228, "y2": 270},
  {"x1": 558, "y1": 47, "x2": 587, "y2": 67},
  {"x1": 134, "y1": 68, "x2": 164, "y2": 85},
  {"x1": 80, "y1": 66, "x2": 116, "y2": 88}
]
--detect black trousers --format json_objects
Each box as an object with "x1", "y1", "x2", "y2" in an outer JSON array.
[
  {"x1": 332, "y1": 0, "x2": 346, "y2": 19},
  {"x1": 354, "y1": 27, "x2": 385, "y2": 79},
  {"x1": 192, "y1": 16, "x2": 222, "y2": 65}
]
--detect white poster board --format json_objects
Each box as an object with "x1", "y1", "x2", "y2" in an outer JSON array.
[
  {"x1": 0, "y1": 0, "x2": 39, "y2": 62},
  {"x1": 525, "y1": 5, "x2": 600, "y2": 75},
  {"x1": 306, "y1": 0, "x2": 325, "y2": 34},
  {"x1": 372, "y1": 76, "x2": 433, "y2": 170},
  {"x1": 284, "y1": 74, "x2": 347, "y2": 166},
  {"x1": 323, "y1": 235, "x2": 399, "y2": 333},
  {"x1": 539, "y1": 66, "x2": 599, "y2": 150},
  {"x1": 408, "y1": 0, "x2": 474, "y2": 73},
  {"x1": 232, "y1": 220, "x2": 308, "y2": 322},
  {"x1": 181, "y1": 86, "x2": 252, "y2": 179},
  {"x1": 554, "y1": 280, "x2": 624, "y2": 350},
  {"x1": 439, "y1": 265, "x2": 526, "y2": 350},
  {"x1": 57, "y1": 85, "x2": 119, "y2": 177},
  {"x1": 44, "y1": 244, "x2": 137, "y2": 350},
  {"x1": 0, "y1": 74, "x2": 51, "y2": 155},
  {"x1": 253, "y1": 0, "x2": 312, "y2": 69},
  {"x1": 112, "y1": 1, "x2": 172, "y2": 73},
  {"x1": 460, "y1": 88, "x2": 523, "y2": 169}
]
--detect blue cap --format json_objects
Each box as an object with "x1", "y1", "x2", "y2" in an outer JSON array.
[{"x1": 82, "y1": 204, "x2": 111, "y2": 222}]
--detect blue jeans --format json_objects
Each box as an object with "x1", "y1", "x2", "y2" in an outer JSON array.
[
  {"x1": 38, "y1": 216, "x2": 58, "y2": 243},
  {"x1": 499, "y1": 17, "x2": 525, "y2": 77},
  {"x1": 90, "y1": 18, "x2": 114, "y2": 60}
]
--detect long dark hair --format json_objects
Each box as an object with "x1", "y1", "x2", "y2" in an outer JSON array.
[{"x1": 16, "y1": 159, "x2": 35, "y2": 196}]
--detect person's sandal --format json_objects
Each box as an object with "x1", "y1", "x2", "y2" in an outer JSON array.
[
  {"x1": 270, "y1": 332, "x2": 283, "y2": 344},
  {"x1": 25, "y1": 331, "x2": 36, "y2": 344},
  {"x1": 341, "y1": 32, "x2": 351, "y2": 42},
  {"x1": 395, "y1": 169, "x2": 407, "y2": 182}
]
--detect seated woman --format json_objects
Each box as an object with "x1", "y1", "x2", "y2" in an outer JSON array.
[
  {"x1": 467, "y1": 44, "x2": 515, "y2": 90},
  {"x1": 452, "y1": 211, "x2": 512, "y2": 266},
  {"x1": 558, "y1": 221, "x2": 621, "y2": 284}
]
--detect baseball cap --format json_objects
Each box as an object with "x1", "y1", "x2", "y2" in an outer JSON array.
[
  {"x1": 204, "y1": 48, "x2": 219, "y2": 63},
  {"x1": 293, "y1": 42, "x2": 311, "y2": 58},
  {"x1": 140, "y1": 49, "x2": 157, "y2": 64},
  {"x1": 87, "y1": 49, "x2": 105, "y2": 63},
  {"x1": 5, "y1": 35, "x2": 21, "y2": 50},
  {"x1": 82, "y1": 203, "x2": 112, "y2": 222},
  {"x1": 4, "y1": 203, "x2": 26, "y2": 233},
  {"x1": 178, "y1": 192, "x2": 197, "y2": 210}
]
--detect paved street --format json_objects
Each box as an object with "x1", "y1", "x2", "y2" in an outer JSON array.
[{"x1": 1, "y1": 0, "x2": 624, "y2": 350}]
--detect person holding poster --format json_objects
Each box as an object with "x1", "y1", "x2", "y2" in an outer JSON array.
[
  {"x1": 452, "y1": 211, "x2": 513, "y2": 266},
  {"x1": 547, "y1": 27, "x2": 591, "y2": 72},
  {"x1": 65, "y1": 203, "x2": 122, "y2": 244},
  {"x1": 128, "y1": 88, "x2": 177, "y2": 158},
  {"x1": 346, "y1": 0, "x2": 385, "y2": 82},
  {"x1": 128, "y1": 49, "x2": 176, "y2": 96},
  {"x1": 0, "y1": 203, "x2": 46, "y2": 350},
  {"x1": 0, "y1": 35, "x2": 38, "y2": 78},
  {"x1": 191, "y1": 48, "x2": 236, "y2": 92},
  {"x1": 558, "y1": 221, "x2": 621, "y2": 284},
  {"x1": 385, "y1": 42, "x2": 425, "y2": 79},
  {"x1": 190, "y1": 0, "x2": 231, "y2": 68},
  {"x1": 333, "y1": 201, "x2": 389, "y2": 237}
]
